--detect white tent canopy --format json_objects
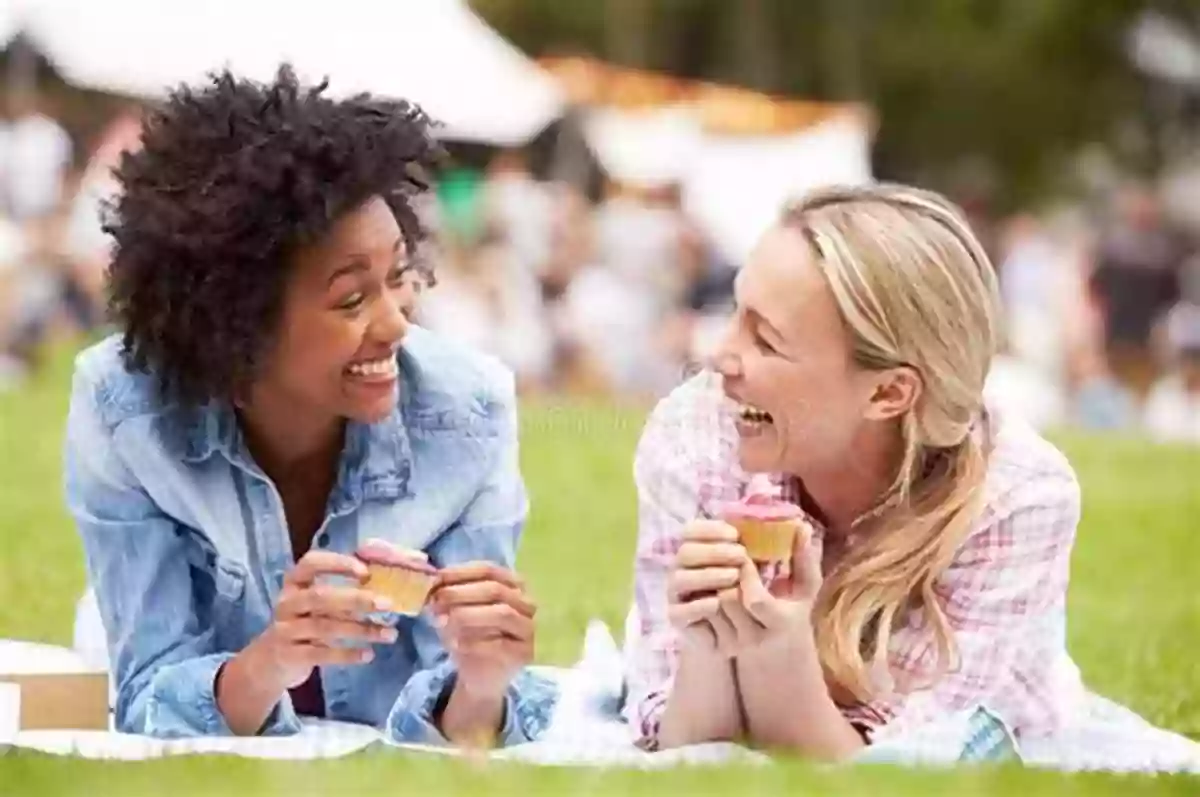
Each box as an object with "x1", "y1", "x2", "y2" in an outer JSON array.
[
  {"x1": 583, "y1": 105, "x2": 702, "y2": 188},
  {"x1": 684, "y1": 112, "x2": 874, "y2": 265},
  {"x1": 0, "y1": 2, "x2": 18, "y2": 49},
  {"x1": 584, "y1": 103, "x2": 873, "y2": 265},
  {"x1": 5, "y1": 0, "x2": 563, "y2": 145}
]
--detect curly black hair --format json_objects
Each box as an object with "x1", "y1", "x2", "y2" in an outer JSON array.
[{"x1": 105, "y1": 65, "x2": 445, "y2": 407}]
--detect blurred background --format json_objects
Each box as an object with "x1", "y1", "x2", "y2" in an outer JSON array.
[{"x1": 0, "y1": 0, "x2": 1198, "y2": 444}]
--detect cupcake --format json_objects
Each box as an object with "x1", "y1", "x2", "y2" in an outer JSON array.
[
  {"x1": 720, "y1": 494, "x2": 806, "y2": 563},
  {"x1": 357, "y1": 539, "x2": 438, "y2": 617}
]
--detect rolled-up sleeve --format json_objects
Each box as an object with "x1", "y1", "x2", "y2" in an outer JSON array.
[
  {"x1": 623, "y1": 374, "x2": 740, "y2": 750},
  {"x1": 63, "y1": 367, "x2": 299, "y2": 738},
  {"x1": 385, "y1": 371, "x2": 558, "y2": 746}
]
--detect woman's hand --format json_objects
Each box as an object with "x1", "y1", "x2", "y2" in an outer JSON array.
[
  {"x1": 257, "y1": 550, "x2": 399, "y2": 690},
  {"x1": 430, "y1": 563, "x2": 537, "y2": 700},
  {"x1": 217, "y1": 550, "x2": 397, "y2": 735},
  {"x1": 714, "y1": 521, "x2": 822, "y2": 656},
  {"x1": 666, "y1": 519, "x2": 749, "y2": 656},
  {"x1": 669, "y1": 517, "x2": 822, "y2": 658}
]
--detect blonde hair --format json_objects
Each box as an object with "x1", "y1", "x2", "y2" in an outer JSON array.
[{"x1": 781, "y1": 183, "x2": 1001, "y2": 703}]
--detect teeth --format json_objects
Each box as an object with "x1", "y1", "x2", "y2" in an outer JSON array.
[
  {"x1": 738, "y1": 404, "x2": 773, "y2": 424},
  {"x1": 348, "y1": 357, "x2": 396, "y2": 377}
]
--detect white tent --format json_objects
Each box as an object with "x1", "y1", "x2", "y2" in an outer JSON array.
[
  {"x1": 583, "y1": 105, "x2": 702, "y2": 188},
  {"x1": 684, "y1": 111, "x2": 874, "y2": 265},
  {"x1": 583, "y1": 102, "x2": 873, "y2": 265},
  {"x1": 0, "y1": 1, "x2": 19, "y2": 48},
  {"x1": 11, "y1": 0, "x2": 562, "y2": 145}
]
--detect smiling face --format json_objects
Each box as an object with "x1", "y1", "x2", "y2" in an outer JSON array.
[
  {"x1": 249, "y1": 195, "x2": 422, "y2": 425},
  {"x1": 714, "y1": 227, "x2": 882, "y2": 476},
  {"x1": 714, "y1": 183, "x2": 1005, "y2": 496}
]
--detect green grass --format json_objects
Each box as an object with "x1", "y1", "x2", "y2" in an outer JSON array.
[{"x1": 1, "y1": 341, "x2": 1197, "y2": 794}]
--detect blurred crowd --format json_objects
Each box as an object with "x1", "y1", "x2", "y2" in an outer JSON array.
[
  {"x1": 1, "y1": 99, "x2": 1197, "y2": 445},
  {"x1": 988, "y1": 184, "x2": 1200, "y2": 444},
  {"x1": 0, "y1": 94, "x2": 136, "y2": 387},
  {"x1": 418, "y1": 149, "x2": 737, "y2": 402}
]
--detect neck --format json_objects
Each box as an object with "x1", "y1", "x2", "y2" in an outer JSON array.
[
  {"x1": 237, "y1": 394, "x2": 344, "y2": 485},
  {"x1": 795, "y1": 425, "x2": 902, "y2": 535}
]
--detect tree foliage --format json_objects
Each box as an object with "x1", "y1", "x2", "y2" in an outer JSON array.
[{"x1": 472, "y1": 0, "x2": 1165, "y2": 209}]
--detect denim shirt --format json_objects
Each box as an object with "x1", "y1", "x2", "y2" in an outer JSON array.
[{"x1": 63, "y1": 326, "x2": 558, "y2": 743}]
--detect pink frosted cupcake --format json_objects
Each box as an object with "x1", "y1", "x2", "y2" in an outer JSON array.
[
  {"x1": 357, "y1": 539, "x2": 438, "y2": 617},
  {"x1": 720, "y1": 494, "x2": 806, "y2": 564}
]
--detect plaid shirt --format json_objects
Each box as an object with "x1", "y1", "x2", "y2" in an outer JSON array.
[{"x1": 624, "y1": 371, "x2": 1083, "y2": 750}]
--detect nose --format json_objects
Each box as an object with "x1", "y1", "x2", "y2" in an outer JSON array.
[
  {"x1": 372, "y1": 289, "x2": 410, "y2": 345},
  {"x1": 710, "y1": 315, "x2": 744, "y2": 379}
]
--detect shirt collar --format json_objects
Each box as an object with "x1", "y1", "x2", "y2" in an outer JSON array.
[{"x1": 182, "y1": 397, "x2": 413, "y2": 511}]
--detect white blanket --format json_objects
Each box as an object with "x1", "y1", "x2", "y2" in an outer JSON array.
[
  {"x1": 4, "y1": 625, "x2": 762, "y2": 767},
  {"x1": 11, "y1": 719, "x2": 381, "y2": 761},
  {"x1": 6, "y1": 618, "x2": 1199, "y2": 771}
]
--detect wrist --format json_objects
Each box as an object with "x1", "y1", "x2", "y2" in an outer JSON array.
[
  {"x1": 746, "y1": 612, "x2": 816, "y2": 659},
  {"x1": 451, "y1": 671, "x2": 510, "y2": 706},
  {"x1": 216, "y1": 639, "x2": 293, "y2": 736},
  {"x1": 236, "y1": 631, "x2": 295, "y2": 697},
  {"x1": 679, "y1": 638, "x2": 735, "y2": 667},
  {"x1": 437, "y1": 673, "x2": 508, "y2": 746}
]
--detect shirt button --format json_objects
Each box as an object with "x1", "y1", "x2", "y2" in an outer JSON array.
[{"x1": 315, "y1": 532, "x2": 330, "y2": 548}]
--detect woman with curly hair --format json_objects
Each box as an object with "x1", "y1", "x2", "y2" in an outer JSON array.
[{"x1": 63, "y1": 66, "x2": 556, "y2": 744}]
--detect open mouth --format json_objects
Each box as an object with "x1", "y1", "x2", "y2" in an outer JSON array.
[
  {"x1": 737, "y1": 403, "x2": 774, "y2": 430},
  {"x1": 345, "y1": 355, "x2": 398, "y2": 383}
]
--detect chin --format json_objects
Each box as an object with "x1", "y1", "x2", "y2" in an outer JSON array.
[
  {"x1": 344, "y1": 389, "x2": 398, "y2": 425},
  {"x1": 736, "y1": 431, "x2": 783, "y2": 474}
]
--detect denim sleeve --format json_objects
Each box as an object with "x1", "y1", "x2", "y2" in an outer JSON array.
[
  {"x1": 386, "y1": 378, "x2": 558, "y2": 747},
  {"x1": 63, "y1": 369, "x2": 300, "y2": 738}
]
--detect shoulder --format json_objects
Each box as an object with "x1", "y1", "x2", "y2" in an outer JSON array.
[
  {"x1": 70, "y1": 334, "x2": 173, "y2": 432},
  {"x1": 634, "y1": 371, "x2": 744, "y2": 509},
  {"x1": 636, "y1": 370, "x2": 732, "y2": 462},
  {"x1": 968, "y1": 403, "x2": 1081, "y2": 555},
  {"x1": 984, "y1": 404, "x2": 1080, "y2": 509},
  {"x1": 398, "y1": 325, "x2": 517, "y2": 430},
  {"x1": 66, "y1": 337, "x2": 196, "y2": 496}
]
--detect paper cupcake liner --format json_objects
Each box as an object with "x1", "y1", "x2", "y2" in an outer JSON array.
[
  {"x1": 732, "y1": 518, "x2": 798, "y2": 563},
  {"x1": 363, "y1": 564, "x2": 436, "y2": 617}
]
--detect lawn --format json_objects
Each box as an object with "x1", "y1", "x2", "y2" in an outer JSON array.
[{"x1": 1, "y1": 340, "x2": 1197, "y2": 795}]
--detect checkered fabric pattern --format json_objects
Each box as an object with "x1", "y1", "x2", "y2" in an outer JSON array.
[{"x1": 624, "y1": 371, "x2": 1082, "y2": 753}]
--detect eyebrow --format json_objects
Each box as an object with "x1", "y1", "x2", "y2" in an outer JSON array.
[
  {"x1": 326, "y1": 239, "x2": 404, "y2": 286},
  {"x1": 326, "y1": 260, "x2": 370, "y2": 286},
  {"x1": 743, "y1": 303, "x2": 785, "y2": 342}
]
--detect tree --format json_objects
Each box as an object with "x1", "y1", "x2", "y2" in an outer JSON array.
[{"x1": 472, "y1": 0, "x2": 1157, "y2": 209}]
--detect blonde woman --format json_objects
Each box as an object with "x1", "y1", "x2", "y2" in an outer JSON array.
[{"x1": 624, "y1": 183, "x2": 1084, "y2": 758}]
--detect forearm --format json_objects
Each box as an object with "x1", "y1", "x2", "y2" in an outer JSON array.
[
  {"x1": 214, "y1": 638, "x2": 290, "y2": 736},
  {"x1": 736, "y1": 622, "x2": 863, "y2": 760},
  {"x1": 437, "y1": 679, "x2": 506, "y2": 747},
  {"x1": 657, "y1": 647, "x2": 743, "y2": 749}
]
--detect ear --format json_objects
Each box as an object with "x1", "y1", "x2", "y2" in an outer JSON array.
[{"x1": 863, "y1": 366, "x2": 922, "y2": 422}]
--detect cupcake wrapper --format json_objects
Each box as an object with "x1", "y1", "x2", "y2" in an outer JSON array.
[
  {"x1": 363, "y1": 564, "x2": 436, "y2": 617},
  {"x1": 733, "y1": 518, "x2": 798, "y2": 563}
]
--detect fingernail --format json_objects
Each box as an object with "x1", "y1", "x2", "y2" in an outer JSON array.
[
  {"x1": 374, "y1": 596, "x2": 393, "y2": 612},
  {"x1": 360, "y1": 649, "x2": 374, "y2": 663},
  {"x1": 382, "y1": 628, "x2": 398, "y2": 643}
]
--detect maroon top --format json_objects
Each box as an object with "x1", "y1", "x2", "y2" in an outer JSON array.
[{"x1": 289, "y1": 668, "x2": 325, "y2": 718}]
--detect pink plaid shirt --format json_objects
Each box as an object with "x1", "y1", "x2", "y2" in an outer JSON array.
[{"x1": 625, "y1": 371, "x2": 1083, "y2": 750}]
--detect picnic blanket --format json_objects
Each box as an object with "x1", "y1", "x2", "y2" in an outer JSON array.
[
  {"x1": 3, "y1": 624, "x2": 762, "y2": 767},
  {"x1": 5, "y1": 613, "x2": 1198, "y2": 772}
]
